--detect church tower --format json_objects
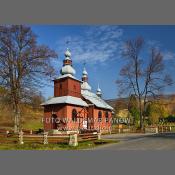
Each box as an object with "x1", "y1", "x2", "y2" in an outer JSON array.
[
  {"x1": 81, "y1": 67, "x2": 92, "y2": 91},
  {"x1": 54, "y1": 48, "x2": 81, "y2": 98}
]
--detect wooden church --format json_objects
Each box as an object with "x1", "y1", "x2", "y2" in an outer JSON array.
[{"x1": 41, "y1": 48, "x2": 113, "y2": 133}]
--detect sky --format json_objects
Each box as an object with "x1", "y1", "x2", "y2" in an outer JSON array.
[{"x1": 31, "y1": 25, "x2": 175, "y2": 100}]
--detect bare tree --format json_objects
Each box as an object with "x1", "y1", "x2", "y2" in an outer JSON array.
[
  {"x1": 0, "y1": 25, "x2": 58, "y2": 132},
  {"x1": 116, "y1": 37, "x2": 172, "y2": 129}
]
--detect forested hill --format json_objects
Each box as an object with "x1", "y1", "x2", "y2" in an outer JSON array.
[
  {"x1": 106, "y1": 94, "x2": 175, "y2": 114},
  {"x1": 0, "y1": 87, "x2": 44, "y2": 130}
]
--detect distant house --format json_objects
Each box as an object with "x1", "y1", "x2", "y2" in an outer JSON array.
[{"x1": 41, "y1": 49, "x2": 113, "y2": 133}]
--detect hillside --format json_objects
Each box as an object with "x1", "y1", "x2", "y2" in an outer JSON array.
[
  {"x1": 106, "y1": 94, "x2": 175, "y2": 116},
  {"x1": 0, "y1": 104, "x2": 43, "y2": 130},
  {"x1": 0, "y1": 87, "x2": 44, "y2": 131}
]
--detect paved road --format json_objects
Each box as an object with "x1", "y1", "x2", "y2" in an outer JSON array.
[{"x1": 93, "y1": 133, "x2": 175, "y2": 150}]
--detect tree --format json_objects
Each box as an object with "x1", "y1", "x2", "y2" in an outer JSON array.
[
  {"x1": 128, "y1": 94, "x2": 140, "y2": 126},
  {"x1": 0, "y1": 25, "x2": 58, "y2": 132},
  {"x1": 30, "y1": 92, "x2": 45, "y2": 110},
  {"x1": 114, "y1": 98, "x2": 127, "y2": 114},
  {"x1": 116, "y1": 37, "x2": 172, "y2": 129},
  {"x1": 145, "y1": 102, "x2": 162, "y2": 124}
]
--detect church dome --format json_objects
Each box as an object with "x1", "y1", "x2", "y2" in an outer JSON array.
[
  {"x1": 97, "y1": 87, "x2": 102, "y2": 93},
  {"x1": 81, "y1": 67, "x2": 91, "y2": 91},
  {"x1": 61, "y1": 65, "x2": 76, "y2": 75},
  {"x1": 60, "y1": 48, "x2": 76, "y2": 76},
  {"x1": 82, "y1": 67, "x2": 88, "y2": 76},
  {"x1": 81, "y1": 82, "x2": 92, "y2": 91},
  {"x1": 96, "y1": 84, "x2": 102, "y2": 97}
]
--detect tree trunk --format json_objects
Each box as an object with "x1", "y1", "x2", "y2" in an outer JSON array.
[
  {"x1": 138, "y1": 98, "x2": 143, "y2": 130},
  {"x1": 14, "y1": 102, "x2": 21, "y2": 133},
  {"x1": 13, "y1": 91, "x2": 21, "y2": 133}
]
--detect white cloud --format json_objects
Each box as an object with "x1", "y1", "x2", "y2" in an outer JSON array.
[
  {"x1": 146, "y1": 40, "x2": 162, "y2": 50},
  {"x1": 163, "y1": 51, "x2": 175, "y2": 60},
  {"x1": 146, "y1": 40, "x2": 175, "y2": 61},
  {"x1": 56, "y1": 25, "x2": 123, "y2": 64}
]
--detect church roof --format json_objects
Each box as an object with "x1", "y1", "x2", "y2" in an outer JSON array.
[
  {"x1": 41, "y1": 96, "x2": 88, "y2": 107},
  {"x1": 54, "y1": 74, "x2": 82, "y2": 82},
  {"x1": 81, "y1": 90, "x2": 113, "y2": 110}
]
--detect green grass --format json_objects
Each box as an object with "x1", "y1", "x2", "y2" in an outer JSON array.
[
  {"x1": 22, "y1": 119, "x2": 43, "y2": 130},
  {"x1": 170, "y1": 127, "x2": 175, "y2": 132},
  {"x1": 0, "y1": 140, "x2": 119, "y2": 150}
]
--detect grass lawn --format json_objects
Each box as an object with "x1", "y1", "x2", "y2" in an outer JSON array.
[
  {"x1": 0, "y1": 140, "x2": 119, "y2": 150},
  {"x1": 22, "y1": 119, "x2": 43, "y2": 130}
]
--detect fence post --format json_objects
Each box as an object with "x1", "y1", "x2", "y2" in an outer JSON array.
[
  {"x1": 19, "y1": 130, "x2": 24, "y2": 145},
  {"x1": 97, "y1": 132, "x2": 101, "y2": 140},
  {"x1": 69, "y1": 134, "x2": 78, "y2": 146},
  {"x1": 6, "y1": 130, "x2": 9, "y2": 137},
  {"x1": 30, "y1": 130, "x2": 33, "y2": 135},
  {"x1": 43, "y1": 132, "x2": 48, "y2": 145},
  {"x1": 155, "y1": 127, "x2": 158, "y2": 134},
  {"x1": 109, "y1": 127, "x2": 112, "y2": 134}
]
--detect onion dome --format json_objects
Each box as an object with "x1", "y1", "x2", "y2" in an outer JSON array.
[
  {"x1": 96, "y1": 84, "x2": 102, "y2": 97},
  {"x1": 60, "y1": 65, "x2": 76, "y2": 75},
  {"x1": 60, "y1": 48, "x2": 76, "y2": 76},
  {"x1": 64, "y1": 48, "x2": 71, "y2": 57},
  {"x1": 81, "y1": 82, "x2": 92, "y2": 91},
  {"x1": 82, "y1": 67, "x2": 88, "y2": 76},
  {"x1": 81, "y1": 67, "x2": 92, "y2": 91}
]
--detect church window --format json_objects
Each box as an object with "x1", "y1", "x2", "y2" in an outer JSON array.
[
  {"x1": 105, "y1": 111, "x2": 109, "y2": 122},
  {"x1": 98, "y1": 111, "x2": 102, "y2": 122}
]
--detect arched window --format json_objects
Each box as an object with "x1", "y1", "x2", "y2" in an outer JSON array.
[
  {"x1": 98, "y1": 111, "x2": 102, "y2": 122},
  {"x1": 72, "y1": 109, "x2": 77, "y2": 122},
  {"x1": 105, "y1": 111, "x2": 109, "y2": 122}
]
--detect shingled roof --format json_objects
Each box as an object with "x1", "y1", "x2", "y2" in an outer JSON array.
[
  {"x1": 41, "y1": 96, "x2": 88, "y2": 107},
  {"x1": 81, "y1": 90, "x2": 113, "y2": 110}
]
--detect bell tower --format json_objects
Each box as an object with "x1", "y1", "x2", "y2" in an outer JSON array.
[{"x1": 54, "y1": 48, "x2": 81, "y2": 98}]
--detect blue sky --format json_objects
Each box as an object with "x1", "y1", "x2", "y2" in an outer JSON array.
[{"x1": 31, "y1": 25, "x2": 175, "y2": 100}]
